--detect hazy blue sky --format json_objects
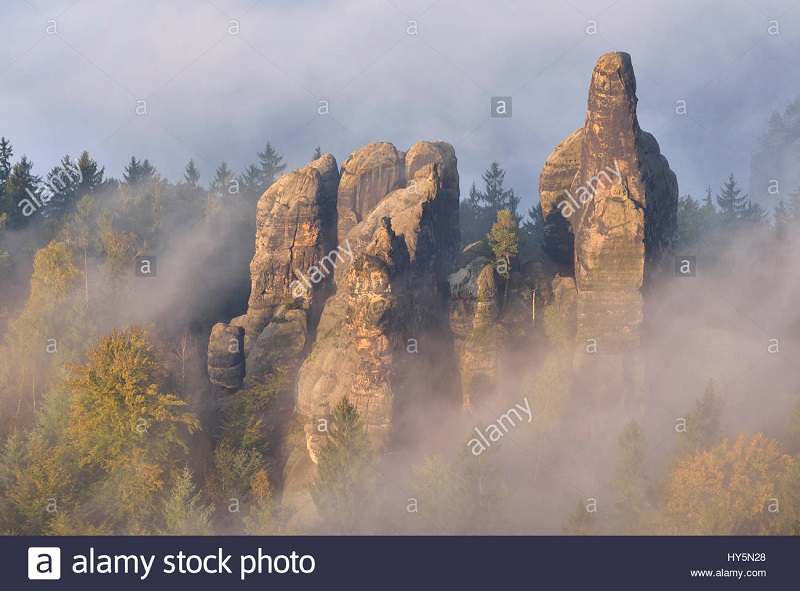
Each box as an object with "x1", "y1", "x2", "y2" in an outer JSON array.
[{"x1": 2, "y1": 0, "x2": 799, "y2": 213}]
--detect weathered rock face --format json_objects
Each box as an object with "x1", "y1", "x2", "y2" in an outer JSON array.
[
  {"x1": 297, "y1": 142, "x2": 460, "y2": 460},
  {"x1": 207, "y1": 323, "x2": 245, "y2": 394},
  {"x1": 207, "y1": 155, "x2": 338, "y2": 394},
  {"x1": 243, "y1": 154, "x2": 339, "y2": 353},
  {"x1": 538, "y1": 52, "x2": 677, "y2": 405},
  {"x1": 447, "y1": 248, "x2": 491, "y2": 344},
  {"x1": 572, "y1": 52, "x2": 677, "y2": 352},
  {"x1": 208, "y1": 141, "x2": 460, "y2": 483},
  {"x1": 244, "y1": 307, "x2": 308, "y2": 390},
  {"x1": 337, "y1": 143, "x2": 405, "y2": 243},
  {"x1": 448, "y1": 243, "x2": 539, "y2": 411},
  {"x1": 458, "y1": 264, "x2": 503, "y2": 409},
  {"x1": 404, "y1": 141, "x2": 460, "y2": 280}
]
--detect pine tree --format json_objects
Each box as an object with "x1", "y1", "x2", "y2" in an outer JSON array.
[
  {"x1": 488, "y1": 209, "x2": 520, "y2": 306},
  {"x1": 161, "y1": 467, "x2": 213, "y2": 535},
  {"x1": 762, "y1": 111, "x2": 785, "y2": 144},
  {"x1": 0, "y1": 137, "x2": 13, "y2": 194},
  {"x1": 613, "y1": 419, "x2": 650, "y2": 532},
  {"x1": 311, "y1": 395, "x2": 373, "y2": 533},
  {"x1": 44, "y1": 152, "x2": 103, "y2": 220},
  {"x1": 787, "y1": 188, "x2": 800, "y2": 220},
  {"x1": 481, "y1": 162, "x2": 520, "y2": 218},
  {"x1": 175, "y1": 161, "x2": 204, "y2": 219},
  {"x1": 522, "y1": 202, "x2": 545, "y2": 255},
  {"x1": 410, "y1": 455, "x2": 463, "y2": 533},
  {"x1": 678, "y1": 378, "x2": 724, "y2": 456},
  {"x1": 459, "y1": 182, "x2": 486, "y2": 246},
  {"x1": 715, "y1": 174, "x2": 748, "y2": 224},
  {"x1": 123, "y1": 157, "x2": 156, "y2": 186},
  {"x1": 313, "y1": 146, "x2": 322, "y2": 160},
  {"x1": 183, "y1": 159, "x2": 200, "y2": 187},
  {"x1": 784, "y1": 97, "x2": 800, "y2": 139},
  {"x1": 741, "y1": 199, "x2": 768, "y2": 225},
  {"x1": 238, "y1": 163, "x2": 262, "y2": 204},
  {"x1": 677, "y1": 195, "x2": 702, "y2": 246},
  {"x1": 65, "y1": 327, "x2": 199, "y2": 472},
  {"x1": 75, "y1": 151, "x2": 104, "y2": 194},
  {"x1": 410, "y1": 450, "x2": 508, "y2": 535},
  {"x1": 256, "y1": 142, "x2": 286, "y2": 189},
  {"x1": 2, "y1": 156, "x2": 41, "y2": 227},
  {"x1": 460, "y1": 162, "x2": 520, "y2": 246},
  {"x1": 209, "y1": 161, "x2": 235, "y2": 198},
  {"x1": 701, "y1": 185, "x2": 714, "y2": 212}
]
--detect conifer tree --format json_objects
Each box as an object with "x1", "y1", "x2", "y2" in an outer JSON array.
[
  {"x1": 613, "y1": 419, "x2": 650, "y2": 532},
  {"x1": 183, "y1": 159, "x2": 201, "y2": 187},
  {"x1": 678, "y1": 378, "x2": 724, "y2": 456},
  {"x1": 256, "y1": 142, "x2": 286, "y2": 188},
  {"x1": 311, "y1": 395, "x2": 372, "y2": 533}
]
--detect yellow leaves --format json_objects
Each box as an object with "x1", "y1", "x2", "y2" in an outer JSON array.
[
  {"x1": 63, "y1": 326, "x2": 198, "y2": 490},
  {"x1": 31, "y1": 240, "x2": 82, "y2": 299},
  {"x1": 666, "y1": 433, "x2": 792, "y2": 534},
  {"x1": 250, "y1": 469, "x2": 272, "y2": 502}
]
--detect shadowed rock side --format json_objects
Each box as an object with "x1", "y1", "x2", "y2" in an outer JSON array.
[
  {"x1": 207, "y1": 154, "x2": 338, "y2": 389},
  {"x1": 538, "y1": 51, "x2": 678, "y2": 407},
  {"x1": 539, "y1": 128, "x2": 582, "y2": 267}
]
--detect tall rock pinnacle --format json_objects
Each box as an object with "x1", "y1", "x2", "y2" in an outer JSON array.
[{"x1": 539, "y1": 51, "x2": 678, "y2": 407}]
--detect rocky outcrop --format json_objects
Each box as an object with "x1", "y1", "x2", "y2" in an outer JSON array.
[
  {"x1": 244, "y1": 306, "x2": 308, "y2": 389},
  {"x1": 447, "y1": 246, "x2": 492, "y2": 347},
  {"x1": 207, "y1": 323, "x2": 245, "y2": 394},
  {"x1": 207, "y1": 155, "x2": 339, "y2": 394},
  {"x1": 538, "y1": 52, "x2": 678, "y2": 406},
  {"x1": 448, "y1": 244, "x2": 539, "y2": 411},
  {"x1": 458, "y1": 264, "x2": 504, "y2": 409},
  {"x1": 242, "y1": 154, "x2": 339, "y2": 354},
  {"x1": 297, "y1": 141, "x2": 460, "y2": 460},
  {"x1": 337, "y1": 143, "x2": 405, "y2": 243}
]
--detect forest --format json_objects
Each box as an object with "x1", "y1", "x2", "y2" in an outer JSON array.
[{"x1": 1, "y1": 94, "x2": 800, "y2": 536}]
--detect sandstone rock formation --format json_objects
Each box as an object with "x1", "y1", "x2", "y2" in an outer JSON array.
[
  {"x1": 297, "y1": 141, "x2": 460, "y2": 460},
  {"x1": 538, "y1": 51, "x2": 678, "y2": 405},
  {"x1": 337, "y1": 143, "x2": 405, "y2": 243},
  {"x1": 539, "y1": 128, "x2": 582, "y2": 266},
  {"x1": 207, "y1": 323, "x2": 245, "y2": 394},
  {"x1": 207, "y1": 154, "x2": 339, "y2": 395},
  {"x1": 242, "y1": 154, "x2": 339, "y2": 354},
  {"x1": 457, "y1": 263, "x2": 503, "y2": 410},
  {"x1": 209, "y1": 141, "x2": 461, "y2": 476}
]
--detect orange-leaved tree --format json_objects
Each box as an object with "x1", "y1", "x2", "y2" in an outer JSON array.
[{"x1": 666, "y1": 433, "x2": 791, "y2": 535}]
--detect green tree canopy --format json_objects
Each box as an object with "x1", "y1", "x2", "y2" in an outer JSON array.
[{"x1": 311, "y1": 395, "x2": 373, "y2": 533}]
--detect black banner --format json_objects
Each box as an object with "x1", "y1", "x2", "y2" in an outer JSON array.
[{"x1": 3, "y1": 536, "x2": 796, "y2": 589}]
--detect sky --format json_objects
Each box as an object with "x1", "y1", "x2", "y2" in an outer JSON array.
[{"x1": 2, "y1": 0, "x2": 800, "y2": 213}]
